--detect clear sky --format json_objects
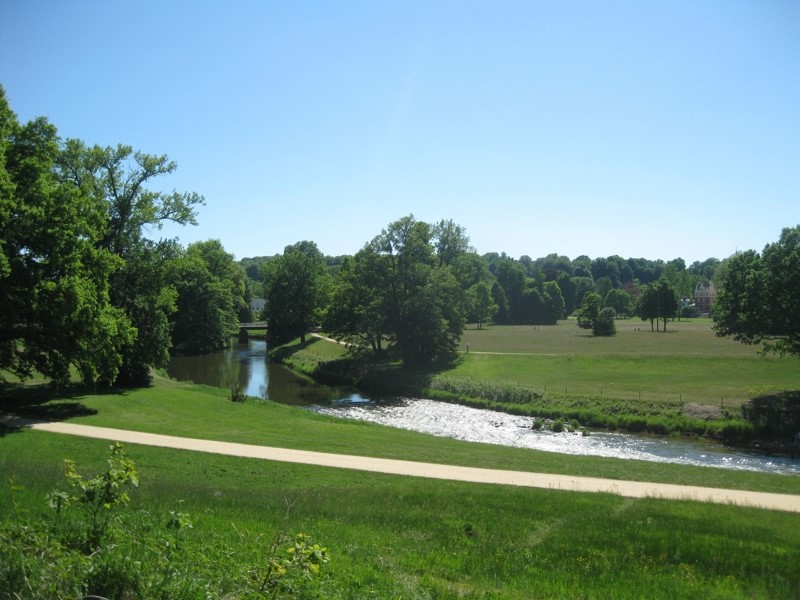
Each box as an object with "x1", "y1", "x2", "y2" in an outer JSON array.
[{"x1": 2, "y1": 1, "x2": 798, "y2": 264}]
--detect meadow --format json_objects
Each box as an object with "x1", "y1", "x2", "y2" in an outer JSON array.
[
  {"x1": 2, "y1": 320, "x2": 799, "y2": 597},
  {"x1": 456, "y1": 319, "x2": 798, "y2": 406},
  {"x1": 2, "y1": 376, "x2": 800, "y2": 598},
  {"x1": 276, "y1": 319, "x2": 799, "y2": 440}
]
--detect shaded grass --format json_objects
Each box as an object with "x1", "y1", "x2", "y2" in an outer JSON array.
[{"x1": 2, "y1": 430, "x2": 799, "y2": 599}]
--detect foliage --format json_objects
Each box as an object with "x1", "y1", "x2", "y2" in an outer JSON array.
[
  {"x1": 325, "y1": 215, "x2": 465, "y2": 367},
  {"x1": 576, "y1": 292, "x2": 601, "y2": 331},
  {"x1": 466, "y1": 281, "x2": 497, "y2": 329},
  {"x1": 593, "y1": 307, "x2": 617, "y2": 336},
  {"x1": 740, "y1": 391, "x2": 800, "y2": 439},
  {"x1": 713, "y1": 226, "x2": 800, "y2": 357},
  {"x1": 1, "y1": 443, "x2": 330, "y2": 599},
  {"x1": 48, "y1": 442, "x2": 139, "y2": 552},
  {"x1": 636, "y1": 278, "x2": 678, "y2": 332},
  {"x1": 247, "y1": 533, "x2": 329, "y2": 598},
  {"x1": 0, "y1": 86, "x2": 207, "y2": 387},
  {"x1": 0, "y1": 87, "x2": 135, "y2": 386},
  {"x1": 604, "y1": 288, "x2": 633, "y2": 317},
  {"x1": 169, "y1": 240, "x2": 244, "y2": 353},
  {"x1": 59, "y1": 140, "x2": 204, "y2": 384},
  {"x1": 230, "y1": 383, "x2": 248, "y2": 403},
  {"x1": 263, "y1": 241, "x2": 330, "y2": 344}
]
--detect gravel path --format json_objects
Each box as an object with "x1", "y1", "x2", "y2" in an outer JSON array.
[{"x1": 16, "y1": 420, "x2": 800, "y2": 513}]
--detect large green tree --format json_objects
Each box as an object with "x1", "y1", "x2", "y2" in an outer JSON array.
[
  {"x1": 57, "y1": 138, "x2": 204, "y2": 384},
  {"x1": 325, "y1": 215, "x2": 466, "y2": 367},
  {"x1": 0, "y1": 88, "x2": 134, "y2": 385},
  {"x1": 262, "y1": 241, "x2": 330, "y2": 344},
  {"x1": 713, "y1": 226, "x2": 800, "y2": 357},
  {"x1": 169, "y1": 240, "x2": 245, "y2": 353}
]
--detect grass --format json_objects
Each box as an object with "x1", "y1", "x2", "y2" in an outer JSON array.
[
  {"x1": 2, "y1": 322, "x2": 799, "y2": 596},
  {"x1": 2, "y1": 374, "x2": 799, "y2": 495},
  {"x1": 2, "y1": 411, "x2": 800, "y2": 598},
  {"x1": 278, "y1": 321, "x2": 800, "y2": 440},
  {"x1": 456, "y1": 319, "x2": 799, "y2": 406}
]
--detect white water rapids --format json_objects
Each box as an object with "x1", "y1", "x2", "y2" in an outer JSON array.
[{"x1": 313, "y1": 398, "x2": 800, "y2": 476}]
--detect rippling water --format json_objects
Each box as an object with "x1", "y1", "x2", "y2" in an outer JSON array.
[{"x1": 313, "y1": 398, "x2": 800, "y2": 476}]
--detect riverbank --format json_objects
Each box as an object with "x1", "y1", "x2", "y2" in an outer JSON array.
[
  {"x1": 269, "y1": 329, "x2": 800, "y2": 449},
  {"x1": 2, "y1": 376, "x2": 799, "y2": 598}
]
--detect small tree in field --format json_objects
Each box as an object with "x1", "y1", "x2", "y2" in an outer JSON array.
[
  {"x1": 577, "y1": 293, "x2": 615, "y2": 336},
  {"x1": 593, "y1": 307, "x2": 617, "y2": 336},
  {"x1": 577, "y1": 293, "x2": 601, "y2": 331}
]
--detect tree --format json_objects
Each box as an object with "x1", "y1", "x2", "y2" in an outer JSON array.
[
  {"x1": 263, "y1": 241, "x2": 329, "y2": 344},
  {"x1": 538, "y1": 281, "x2": 565, "y2": 325},
  {"x1": 556, "y1": 271, "x2": 578, "y2": 316},
  {"x1": 636, "y1": 279, "x2": 677, "y2": 332},
  {"x1": 432, "y1": 219, "x2": 471, "y2": 266},
  {"x1": 636, "y1": 284, "x2": 657, "y2": 331},
  {"x1": 169, "y1": 241, "x2": 244, "y2": 354},
  {"x1": 0, "y1": 88, "x2": 134, "y2": 385},
  {"x1": 604, "y1": 288, "x2": 632, "y2": 318},
  {"x1": 494, "y1": 258, "x2": 526, "y2": 324},
  {"x1": 577, "y1": 293, "x2": 601, "y2": 331},
  {"x1": 713, "y1": 226, "x2": 800, "y2": 357},
  {"x1": 577, "y1": 293, "x2": 614, "y2": 336},
  {"x1": 654, "y1": 279, "x2": 679, "y2": 332},
  {"x1": 57, "y1": 134, "x2": 204, "y2": 385},
  {"x1": 467, "y1": 281, "x2": 497, "y2": 329},
  {"x1": 325, "y1": 216, "x2": 465, "y2": 367},
  {"x1": 593, "y1": 307, "x2": 617, "y2": 336}
]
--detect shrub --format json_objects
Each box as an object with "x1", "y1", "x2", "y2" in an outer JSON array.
[{"x1": 230, "y1": 383, "x2": 248, "y2": 403}]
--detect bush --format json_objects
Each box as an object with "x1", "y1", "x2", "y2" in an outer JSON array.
[
  {"x1": 1, "y1": 445, "x2": 332, "y2": 599},
  {"x1": 593, "y1": 308, "x2": 617, "y2": 336},
  {"x1": 230, "y1": 383, "x2": 248, "y2": 403}
]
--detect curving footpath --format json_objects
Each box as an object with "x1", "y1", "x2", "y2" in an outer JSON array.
[{"x1": 15, "y1": 420, "x2": 800, "y2": 514}]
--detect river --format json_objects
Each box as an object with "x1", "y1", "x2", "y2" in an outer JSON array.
[{"x1": 165, "y1": 339, "x2": 800, "y2": 476}]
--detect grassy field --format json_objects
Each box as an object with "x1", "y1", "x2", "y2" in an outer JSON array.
[
  {"x1": 274, "y1": 320, "x2": 798, "y2": 440},
  {"x1": 2, "y1": 376, "x2": 800, "y2": 598},
  {"x1": 456, "y1": 319, "x2": 799, "y2": 406}
]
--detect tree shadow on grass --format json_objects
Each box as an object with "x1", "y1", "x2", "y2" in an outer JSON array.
[{"x1": 0, "y1": 382, "x2": 104, "y2": 436}]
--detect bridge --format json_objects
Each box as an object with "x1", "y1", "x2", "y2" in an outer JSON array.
[{"x1": 238, "y1": 322, "x2": 267, "y2": 342}]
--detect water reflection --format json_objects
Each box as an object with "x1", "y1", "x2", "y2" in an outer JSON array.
[
  {"x1": 166, "y1": 340, "x2": 800, "y2": 475},
  {"x1": 166, "y1": 340, "x2": 369, "y2": 405}
]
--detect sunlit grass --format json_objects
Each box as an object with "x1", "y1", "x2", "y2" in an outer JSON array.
[{"x1": 2, "y1": 430, "x2": 798, "y2": 598}]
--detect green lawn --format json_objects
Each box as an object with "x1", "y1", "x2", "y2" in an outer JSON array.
[
  {"x1": 454, "y1": 320, "x2": 799, "y2": 406},
  {"x1": 2, "y1": 323, "x2": 800, "y2": 597},
  {"x1": 2, "y1": 377, "x2": 799, "y2": 598}
]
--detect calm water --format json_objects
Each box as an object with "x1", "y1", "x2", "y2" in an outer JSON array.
[{"x1": 166, "y1": 340, "x2": 800, "y2": 475}]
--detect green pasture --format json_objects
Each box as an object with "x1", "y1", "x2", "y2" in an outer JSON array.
[
  {"x1": 456, "y1": 320, "x2": 800, "y2": 407},
  {"x1": 2, "y1": 378, "x2": 800, "y2": 598}
]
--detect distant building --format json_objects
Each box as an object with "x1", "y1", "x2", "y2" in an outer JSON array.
[
  {"x1": 250, "y1": 298, "x2": 266, "y2": 318},
  {"x1": 694, "y1": 282, "x2": 716, "y2": 316}
]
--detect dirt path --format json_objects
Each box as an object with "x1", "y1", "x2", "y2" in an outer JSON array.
[{"x1": 14, "y1": 420, "x2": 799, "y2": 513}]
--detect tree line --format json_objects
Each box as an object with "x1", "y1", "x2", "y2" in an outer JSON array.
[
  {"x1": 258, "y1": 220, "x2": 799, "y2": 364},
  {"x1": 257, "y1": 214, "x2": 728, "y2": 365},
  {"x1": 0, "y1": 87, "x2": 251, "y2": 387}
]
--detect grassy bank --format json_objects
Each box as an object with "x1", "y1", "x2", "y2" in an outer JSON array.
[
  {"x1": 1, "y1": 377, "x2": 799, "y2": 598},
  {"x1": 274, "y1": 321, "x2": 800, "y2": 442}
]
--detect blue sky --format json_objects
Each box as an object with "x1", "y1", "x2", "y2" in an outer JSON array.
[{"x1": 2, "y1": 1, "x2": 798, "y2": 264}]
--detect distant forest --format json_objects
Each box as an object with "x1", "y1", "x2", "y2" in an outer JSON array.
[{"x1": 242, "y1": 243, "x2": 721, "y2": 318}]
